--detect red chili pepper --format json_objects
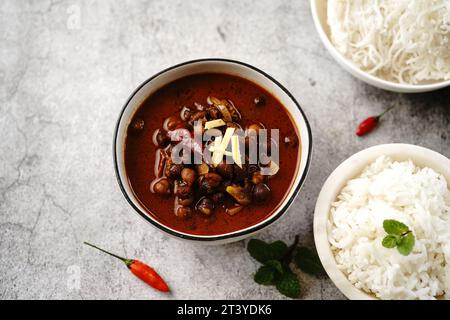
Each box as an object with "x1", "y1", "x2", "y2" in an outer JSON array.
[
  {"x1": 356, "y1": 116, "x2": 379, "y2": 136},
  {"x1": 84, "y1": 242, "x2": 170, "y2": 292},
  {"x1": 356, "y1": 106, "x2": 394, "y2": 137}
]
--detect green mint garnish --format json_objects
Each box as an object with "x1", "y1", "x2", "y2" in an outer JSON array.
[
  {"x1": 383, "y1": 219, "x2": 409, "y2": 235},
  {"x1": 247, "y1": 239, "x2": 288, "y2": 264},
  {"x1": 247, "y1": 236, "x2": 323, "y2": 299},
  {"x1": 382, "y1": 219, "x2": 415, "y2": 256},
  {"x1": 254, "y1": 266, "x2": 276, "y2": 285},
  {"x1": 265, "y1": 260, "x2": 283, "y2": 274},
  {"x1": 381, "y1": 234, "x2": 398, "y2": 248},
  {"x1": 293, "y1": 247, "x2": 324, "y2": 275},
  {"x1": 275, "y1": 270, "x2": 300, "y2": 299},
  {"x1": 397, "y1": 232, "x2": 415, "y2": 256}
]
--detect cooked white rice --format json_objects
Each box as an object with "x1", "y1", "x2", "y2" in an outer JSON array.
[{"x1": 328, "y1": 156, "x2": 450, "y2": 300}]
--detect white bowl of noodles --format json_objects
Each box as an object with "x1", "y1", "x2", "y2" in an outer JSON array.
[{"x1": 311, "y1": 0, "x2": 450, "y2": 93}]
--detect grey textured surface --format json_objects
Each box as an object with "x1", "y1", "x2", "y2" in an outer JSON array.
[{"x1": 0, "y1": 0, "x2": 449, "y2": 300}]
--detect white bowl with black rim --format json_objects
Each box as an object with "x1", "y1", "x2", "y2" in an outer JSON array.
[{"x1": 113, "y1": 58, "x2": 312, "y2": 244}]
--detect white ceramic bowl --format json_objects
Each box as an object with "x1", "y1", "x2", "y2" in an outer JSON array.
[
  {"x1": 310, "y1": 0, "x2": 450, "y2": 93},
  {"x1": 113, "y1": 58, "x2": 312, "y2": 244},
  {"x1": 314, "y1": 144, "x2": 450, "y2": 299}
]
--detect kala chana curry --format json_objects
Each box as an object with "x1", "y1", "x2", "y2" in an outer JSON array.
[{"x1": 125, "y1": 73, "x2": 300, "y2": 235}]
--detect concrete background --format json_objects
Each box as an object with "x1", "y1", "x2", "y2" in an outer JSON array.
[{"x1": 0, "y1": 0, "x2": 449, "y2": 300}]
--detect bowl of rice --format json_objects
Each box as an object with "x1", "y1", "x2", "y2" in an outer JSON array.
[
  {"x1": 310, "y1": 0, "x2": 450, "y2": 93},
  {"x1": 314, "y1": 144, "x2": 450, "y2": 300}
]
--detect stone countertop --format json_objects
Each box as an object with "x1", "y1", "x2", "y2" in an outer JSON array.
[{"x1": 0, "y1": 0, "x2": 449, "y2": 300}]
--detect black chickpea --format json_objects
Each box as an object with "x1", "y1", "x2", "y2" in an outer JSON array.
[
  {"x1": 247, "y1": 164, "x2": 259, "y2": 176},
  {"x1": 199, "y1": 173, "x2": 222, "y2": 195},
  {"x1": 165, "y1": 116, "x2": 180, "y2": 131},
  {"x1": 166, "y1": 163, "x2": 184, "y2": 179},
  {"x1": 181, "y1": 168, "x2": 196, "y2": 186},
  {"x1": 155, "y1": 130, "x2": 170, "y2": 148},
  {"x1": 252, "y1": 183, "x2": 271, "y2": 203},
  {"x1": 216, "y1": 163, "x2": 233, "y2": 180},
  {"x1": 206, "y1": 106, "x2": 220, "y2": 120},
  {"x1": 153, "y1": 178, "x2": 171, "y2": 194},
  {"x1": 178, "y1": 196, "x2": 194, "y2": 206},
  {"x1": 181, "y1": 107, "x2": 192, "y2": 121},
  {"x1": 197, "y1": 197, "x2": 214, "y2": 216},
  {"x1": 191, "y1": 111, "x2": 206, "y2": 121},
  {"x1": 176, "y1": 206, "x2": 192, "y2": 218},
  {"x1": 210, "y1": 192, "x2": 225, "y2": 204},
  {"x1": 233, "y1": 165, "x2": 246, "y2": 183},
  {"x1": 175, "y1": 182, "x2": 193, "y2": 199}
]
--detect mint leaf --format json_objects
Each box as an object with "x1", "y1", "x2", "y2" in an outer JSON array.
[
  {"x1": 383, "y1": 219, "x2": 409, "y2": 235},
  {"x1": 397, "y1": 232, "x2": 415, "y2": 256},
  {"x1": 382, "y1": 220, "x2": 415, "y2": 256},
  {"x1": 247, "y1": 239, "x2": 288, "y2": 264},
  {"x1": 293, "y1": 247, "x2": 324, "y2": 275},
  {"x1": 254, "y1": 266, "x2": 275, "y2": 285},
  {"x1": 265, "y1": 260, "x2": 283, "y2": 274},
  {"x1": 268, "y1": 241, "x2": 289, "y2": 260},
  {"x1": 382, "y1": 235, "x2": 398, "y2": 248},
  {"x1": 275, "y1": 271, "x2": 300, "y2": 298}
]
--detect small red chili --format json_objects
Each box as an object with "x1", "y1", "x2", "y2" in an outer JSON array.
[
  {"x1": 356, "y1": 106, "x2": 394, "y2": 136},
  {"x1": 84, "y1": 242, "x2": 170, "y2": 293}
]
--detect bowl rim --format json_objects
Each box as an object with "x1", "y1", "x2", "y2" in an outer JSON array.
[
  {"x1": 313, "y1": 143, "x2": 450, "y2": 300},
  {"x1": 310, "y1": 0, "x2": 450, "y2": 92},
  {"x1": 113, "y1": 58, "x2": 313, "y2": 242}
]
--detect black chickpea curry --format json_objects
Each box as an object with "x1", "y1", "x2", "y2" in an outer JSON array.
[{"x1": 125, "y1": 73, "x2": 300, "y2": 235}]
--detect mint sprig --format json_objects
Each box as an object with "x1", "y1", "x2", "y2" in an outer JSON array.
[
  {"x1": 382, "y1": 219, "x2": 415, "y2": 256},
  {"x1": 247, "y1": 236, "x2": 323, "y2": 299}
]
